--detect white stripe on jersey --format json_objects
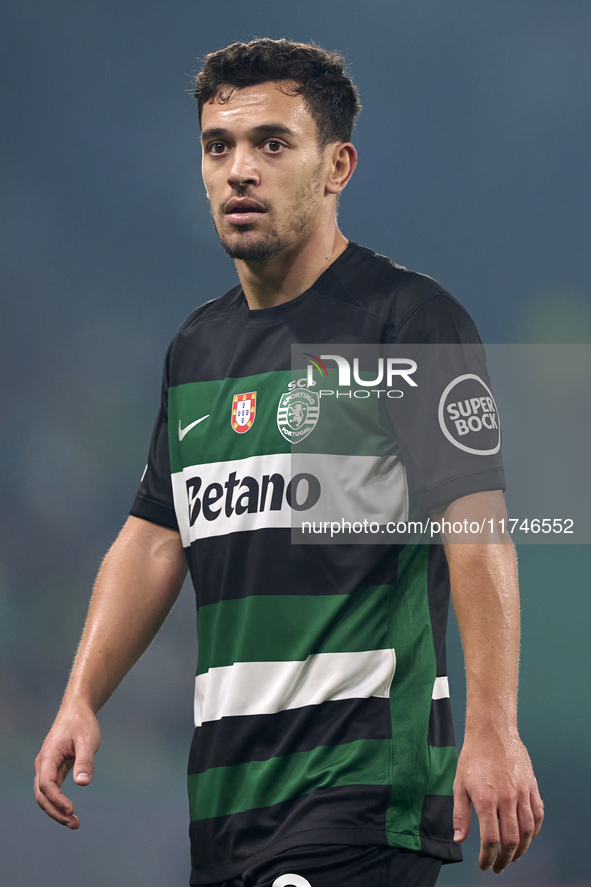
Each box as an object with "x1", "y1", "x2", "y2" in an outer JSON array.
[
  {"x1": 432, "y1": 676, "x2": 450, "y2": 699},
  {"x1": 194, "y1": 648, "x2": 397, "y2": 727},
  {"x1": 172, "y1": 452, "x2": 408, "y2": 546}
]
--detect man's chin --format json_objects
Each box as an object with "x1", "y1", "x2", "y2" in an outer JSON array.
[{"x1": 220, "y1": 233, "x2": 287, "y2": 262}]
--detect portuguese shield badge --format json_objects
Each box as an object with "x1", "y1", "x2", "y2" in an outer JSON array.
[{"x1": 231, "y1": 391, "x2": 257, "y2": 434}]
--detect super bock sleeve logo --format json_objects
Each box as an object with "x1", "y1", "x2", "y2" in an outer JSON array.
[{"x1": 438, "y1": 374, "x2": 501, "y2": 455}]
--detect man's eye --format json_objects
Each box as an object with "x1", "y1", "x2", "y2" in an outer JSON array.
[
  {"x1": 209, "y1": 142, "x2": 226, "y2": 155},
  {"x1": 264, "y1": 140, "x2": 284, "y2": 153}
]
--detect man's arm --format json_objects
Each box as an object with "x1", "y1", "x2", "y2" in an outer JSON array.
[
  {"x1": 436, "y1": 491, "x2": 544, "y2": 873},
  {"x1": 34, "y1": 515, "x2": 187, "y2": 828}
]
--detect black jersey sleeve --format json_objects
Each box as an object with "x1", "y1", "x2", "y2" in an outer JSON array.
[
  {"x1": 129, "y1": 341, "x2": 178, "y2": 530},
  {"x1": 385, "y1": 290, "x2": 505, "y2": 513}
]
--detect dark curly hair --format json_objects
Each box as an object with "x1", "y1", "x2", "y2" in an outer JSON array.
[{"x1": 194, "y1": 38, "x2": 361, "y2": 148}]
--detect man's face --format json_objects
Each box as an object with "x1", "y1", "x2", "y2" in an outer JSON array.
[{"x1": 201, "y1": 81, "x2": 329, "y2": 262}]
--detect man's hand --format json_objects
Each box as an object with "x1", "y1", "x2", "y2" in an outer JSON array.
[
  {"x1": 453, "y1": 725, "x2": 544, "y2": 873},
  {"x1": 433, "y1": 492, "x2": 544, "y2": 873},
  {"x1": 33, "y1": 517, "x2": 186, "y2": 828},
  {"x1": 34, "y1": 702, "x2": 101, "y2": 828}
]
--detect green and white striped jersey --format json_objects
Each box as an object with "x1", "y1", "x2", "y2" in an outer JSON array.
[{"x1": 131, "y1": 243, "x2": 505, "y2": 885}]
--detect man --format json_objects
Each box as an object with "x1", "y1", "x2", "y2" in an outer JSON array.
[{"x1": 35, "y1": 38, "x2": 543, "y2": 887}]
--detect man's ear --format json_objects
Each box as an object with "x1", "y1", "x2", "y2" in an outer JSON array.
[{"x1": 325, "y1": 142, "x2": 357, "y2": 195}]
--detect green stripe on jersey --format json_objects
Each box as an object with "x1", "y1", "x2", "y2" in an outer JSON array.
[
  {"x1": 385, "y1": 545, "x2": 440, "y2": 844},
  {"x1": 169, "y1": 372, "x2": 290, "y2": 472},
  {"x1": 196, "y1": 586, "x2": 393, "y2": 675},
  {"x1": 168, "y1": 369, "x2": 398, "y2": 472},
  {"x1": 188, "y1": 738, "x2": 389, "y2": 822},
  {"x1": 426, "y1": 745, "x2": 458, "y2": 796}
]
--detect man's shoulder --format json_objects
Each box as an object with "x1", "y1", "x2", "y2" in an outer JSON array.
[
  {"x1": 161, "y1": 285, "x2": 244, "y2": 381},
  {"x1": 178, "y1": 284, "x2": 244, "y2": 333},
  {"x1": 329, "y1": 242, "x2": 456, "y2": 309},
  {"x1": 328, "y1": 243, "x2": 479, "y2": 343}
]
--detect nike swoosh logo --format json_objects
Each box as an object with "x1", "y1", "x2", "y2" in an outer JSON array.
[{"x1": 178, "y1": 415, "x2": 209, "y2": 441}]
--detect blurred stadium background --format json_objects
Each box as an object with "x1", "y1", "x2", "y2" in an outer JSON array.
[{"x1": 1, "y1": 1, "x2": 590, "y2": 884}]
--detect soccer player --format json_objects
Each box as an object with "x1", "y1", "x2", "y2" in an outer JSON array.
[{"x1": 35, "y1": 39, "x2": 543, "y2": 887}]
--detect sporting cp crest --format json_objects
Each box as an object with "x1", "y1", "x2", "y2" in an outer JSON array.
[
  {"x1": 277, "y1": 388, "x2": 320, "y2": 443},
  {"x1": 231, "y1": 391, "x2": 257, "y2": 434}
]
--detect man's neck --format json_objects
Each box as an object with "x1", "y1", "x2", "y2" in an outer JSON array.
[{"x1": 235, "y1": 226, "x2": 349, "y2": 310}]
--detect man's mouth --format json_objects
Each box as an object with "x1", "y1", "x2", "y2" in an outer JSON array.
[{"x1": 224, "y1": 198, "x2": 268, "y2": 225}]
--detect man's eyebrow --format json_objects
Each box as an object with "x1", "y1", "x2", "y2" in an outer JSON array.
[
  {"x1": 201, "y1": 123, "x2": 297, "y2": 142},
  {"x1": 201, "y1": 127, "x2": 229, "y2": 142},
  {"x1": 250, "y1": 124, "x2": 296, "y2": 138}
]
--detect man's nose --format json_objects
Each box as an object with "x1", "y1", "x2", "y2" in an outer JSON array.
[{"x1": 227, "y1": 147, "x2": 260, "y2": 188}]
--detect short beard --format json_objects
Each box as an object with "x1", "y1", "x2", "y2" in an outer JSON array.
[
  {"x1": 219, "y1": 229, "x2": 290, "y2": 262},
  {"x1": 213, "y1": 159, "x2": 325, "y2": 263}
]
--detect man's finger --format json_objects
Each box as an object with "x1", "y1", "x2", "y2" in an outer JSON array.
[
  {"x1": 35, "y1": 754, "x2": 74, "y2": 815},
  {"x1": 73, "y1": 749, "x2": 95, "y2": 785},
  {"x1": 493, "y1": 803, "x2": 520, "y2": 873},
  {"x1": 472, "y1": 798, "x2": 500, "y2": 871},
  {"x1": 36, "y1": 774, "x2": 76, "y2": 819},
  {"x1": 452, "y1": 784, "x2": 472, "y2": 843},
  {"x1": 531, "y1": 789, "x2": 545, "y2": 838},
  {"x1": 34, "y1": 774, "x2": 79, "y2": 828},
  {"x1": 36, "y1": 794, "x2": 80, "y2": 829},
  {"x1": 513, "y1": 795, "x2": 536, "y2": 861}
]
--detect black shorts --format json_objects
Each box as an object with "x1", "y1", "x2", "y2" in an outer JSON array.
[{"x1": 207, "y1": 844, "x2": 443, "y2": 887}]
